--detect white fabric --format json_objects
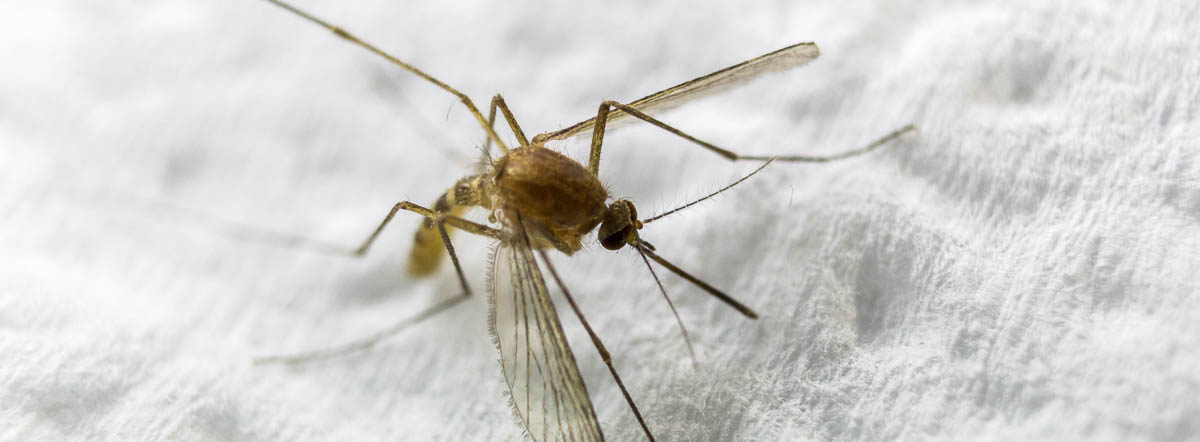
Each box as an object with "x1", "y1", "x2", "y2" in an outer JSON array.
[{"x1": 3, "y1": 0, "x2": 1197, "y2": 440}]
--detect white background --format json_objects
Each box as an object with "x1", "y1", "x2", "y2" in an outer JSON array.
[{"x1": 2, "y1": 0, "x2": 1198, "y2": 440}]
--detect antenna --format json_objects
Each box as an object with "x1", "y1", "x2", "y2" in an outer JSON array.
[{"x1": 643, "y1": 158, "x2": 775, "y2": 224}]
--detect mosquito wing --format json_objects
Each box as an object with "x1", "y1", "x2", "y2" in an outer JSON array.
[
  {"x1": 489, "y1": 214, "x2": 604, "y2": 442},
  {"x1": 534, "y1": 42, "x2": 819, "y2": 143}
]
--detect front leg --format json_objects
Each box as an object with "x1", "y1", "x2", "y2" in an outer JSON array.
[{"x1": 584, "y1": 99, "x2": 915, "y2": 176}]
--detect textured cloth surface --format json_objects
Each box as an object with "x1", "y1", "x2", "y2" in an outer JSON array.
[{"x1": 2, "y1": 0, "x2": 1198, "y2": 441}]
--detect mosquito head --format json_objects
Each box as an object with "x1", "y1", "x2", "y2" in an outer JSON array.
[{"x1": 598, "y1": 199, "x2": 642, "y2": 250}]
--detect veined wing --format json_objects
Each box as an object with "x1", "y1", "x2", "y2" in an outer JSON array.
[
  {"x1": 534, "y1": 42, "x2": 819, "y2": 143},
  {"x1": 489, "y1": 213, "x2": 604, "y2": 442}
]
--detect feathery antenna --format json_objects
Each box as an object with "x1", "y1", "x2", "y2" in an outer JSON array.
[{"x1": 643, "y1": 158, "x2": 775, "y2": 224}]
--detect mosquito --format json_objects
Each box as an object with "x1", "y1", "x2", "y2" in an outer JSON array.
[{"x1": 252, "y1": 1, "x2": 915, "y2": 440}]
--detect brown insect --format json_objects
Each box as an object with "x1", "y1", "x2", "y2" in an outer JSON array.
[{"x1": 253, "y1": 1, "x2": 915, "y2": 440}]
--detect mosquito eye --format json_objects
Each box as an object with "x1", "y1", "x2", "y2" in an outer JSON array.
[{"x1": 600, "y1": 226, "x2": 633, "y2": 250}]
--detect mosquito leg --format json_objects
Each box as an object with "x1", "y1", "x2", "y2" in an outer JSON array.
[
  {"x1": 354, "y1": 201, "x2": 499, "y2": 256},
  {"x1": 536, "y1": 249, "x2": 656, "y2": 442},
  {"x1": 482, "y1": 96, "x2": 500, "y2": 160},
  {"x1": 435, "y1": 219, "x2": 472, "y2": 295},
  {"x1": 491, "y1": 94, "x2": 531, "y2": 147},
  {"x1": 377, "y1": 79, "x2": 473, "y2": 164},
  {"x1": 584, "y1": 99, "x2": 914, "y2": 173},
  {"x1": 482, "y1": 94, "x2": 532, "y2": 160},
  {"x1": 252, "y1": 290, "x2": 469, "y2": 365},
  {"x1": 70, "y1": 191, "x2": 359, "y2": 256},
  {"x1": 585, "y1": 102, "x2": 611, "y2": 176},
  {"x1": 255, "y1": 211, "x2": 489, "y2": 366},
  {"x1": 261, "y1": 0, "x2": 510, "y2": 154}
]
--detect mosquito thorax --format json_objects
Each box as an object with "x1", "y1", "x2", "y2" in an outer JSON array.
[
  {"x1": 491, "y1": 146, "x2": 609, "y2": 254},
  {"x1": 598, "y1": 199, "x2": 642, "y2": 250}
]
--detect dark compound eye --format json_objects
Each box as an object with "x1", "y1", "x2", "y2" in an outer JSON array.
[{"x1": 600, "y1": 225, "x2": 634, "y2": 250}]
